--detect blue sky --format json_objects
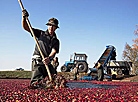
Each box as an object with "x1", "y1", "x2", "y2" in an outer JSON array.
[{"x1": 0, "y1": 0, "x2": 137, "y2": 71}]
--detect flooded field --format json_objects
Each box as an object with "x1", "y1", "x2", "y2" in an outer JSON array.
[{"x1": 66, "y1": 82, "x2": 118, "y2": 89}]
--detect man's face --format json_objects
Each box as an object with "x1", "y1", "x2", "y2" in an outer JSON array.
[{"x1": 48, "y1": 24, "x2": 57, "y2": 36}]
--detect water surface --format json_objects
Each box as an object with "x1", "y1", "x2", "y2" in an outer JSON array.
[{"x1": 66, "y1": 82, "x2": 118, "y2": 89}]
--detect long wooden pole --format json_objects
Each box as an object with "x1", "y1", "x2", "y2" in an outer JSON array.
[{"x1": 18, "y1": 0, "x2": 52, "y2": 81}]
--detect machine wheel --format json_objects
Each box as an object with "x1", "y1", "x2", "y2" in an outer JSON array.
[
  {"x1": 61, "y1": 65, "x2": 68, "y2": 72},
  {"x1": 77, "y1": 61, "x2": 88, "y2": 73},
  {"x1": 117, "y1": 69, "x2": 123, "y2": 75}
]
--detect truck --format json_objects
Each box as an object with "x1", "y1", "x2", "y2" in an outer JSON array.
[{"x1": 60, "y1": 53, "x2": 88, "y2": 73}]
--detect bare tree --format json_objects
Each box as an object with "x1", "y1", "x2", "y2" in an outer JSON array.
[{"x1": 122, "y1": 25, "x2": 138, "y2": 75}]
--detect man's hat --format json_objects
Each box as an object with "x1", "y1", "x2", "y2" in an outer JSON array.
[{"x1": 46, "y1": 18, "x2": 59, "y2": 28}]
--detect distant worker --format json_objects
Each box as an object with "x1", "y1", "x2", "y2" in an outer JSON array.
[
  {"x1": 95, "y1": 62, "x2": 104, "y2": 81},
  {"x1": 73, "y1": 65, "x2": 79, "y2": 80},
  {"x1": 51, "y1": 57, "x2": 59, "y2": 74}
]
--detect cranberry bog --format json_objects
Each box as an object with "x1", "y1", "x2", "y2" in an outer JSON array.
[{"x1": 0, "y1": 79, "x2": 138, "y2": 102}]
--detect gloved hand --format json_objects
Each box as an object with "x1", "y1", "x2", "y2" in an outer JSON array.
[
  {"x1": 22, "y1": 9, "x2": 29, "y2": 18},
  {"x1": 42, "y1": 57, "x2": 51, "y2": 65}
]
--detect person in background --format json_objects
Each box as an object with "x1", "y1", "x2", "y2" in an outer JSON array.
[
  {"x1": 73, "y1": 65, "x2": 79, "y2": 80},
  {"x1": 51, "y1": 57, "x2": 59, "y2": 74},
  {"x1": 95, "y1": 61, "x2": 104, "y2": 81}
]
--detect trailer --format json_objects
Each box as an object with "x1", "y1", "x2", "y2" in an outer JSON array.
[{"x1": 107, "y1": 60, "x2": 132, "y2": 75}]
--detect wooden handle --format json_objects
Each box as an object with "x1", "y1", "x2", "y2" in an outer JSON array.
[
  {"x1": 18, "y1": 0, "x2": 52, "y2": 81},
  {"x1": 18, "y1": 0, "x2": 24, "y2": 10}
]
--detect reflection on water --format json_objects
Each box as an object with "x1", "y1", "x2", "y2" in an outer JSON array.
[{"x1": 66, "y1": 82, "x2": 118, "y2": 89}]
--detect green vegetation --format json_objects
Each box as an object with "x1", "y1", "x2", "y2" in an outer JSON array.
[
  {"x1": 0, "y1": 71, "x2": 31, "y2": 78},
  {"x1": 0, "y1": 71, "x2": 138, "y2": 82},
  {"x1": 0, "y1": 71, "x2": 74, "y2": 79},
  {"x1": 0, "y1": 71, "x2": 86, "y2": 80}
]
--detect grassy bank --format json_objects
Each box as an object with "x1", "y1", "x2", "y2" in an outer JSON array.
[
  {"x1": 0, "y1": 71, "x2": 87, "y2": 80},
  {"x1": 0, "y1": 71, "x2": 138, "y2": 82},
  {"x1": 0, "y1": 71, "x2": 31, "y2": 78}
]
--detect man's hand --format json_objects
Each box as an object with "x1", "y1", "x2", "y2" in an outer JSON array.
[
  {"x1": 42, "y1": 57, "x2": 51, "y2": 65},
  {"x1": 22, "y1": 9, "x2": 29, "y2": 18}
]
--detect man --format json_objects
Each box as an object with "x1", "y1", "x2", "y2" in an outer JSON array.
[
  {"x1": 73, "y1": 65, "x2": 79, "y2": 80},
  {"x1": 51, "y1": 57, "x2": 59, "y2": 74},
  {"x1": 95, "y1": 62, "x2": 104, "y2": 81},
  {"x1": 22, "y1": 9, "x2": 60, "y2": 88}
]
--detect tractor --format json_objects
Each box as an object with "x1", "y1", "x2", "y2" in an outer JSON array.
[{"x1": 60, "y1": 53, "x2": 88, "y2": 73}]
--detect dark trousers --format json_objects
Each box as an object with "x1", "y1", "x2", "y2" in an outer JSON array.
[{"x1": 30, "y1": 60, "x2": 56, "y2": 85}]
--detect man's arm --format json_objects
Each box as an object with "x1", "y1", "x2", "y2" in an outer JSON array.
[
  {"x1": 21, "y1": 9, "x2": 41, "y2": 37},
  {"x1": 22, "y1": 9, "x2": 30, "y2": 32},
  {"x1": 22, "y1": 17, "x2": 30, "y2": 32},
  {"x1": 49, "y1": 48, "x2": 57, "y2": 59},
  {"x1": 42, "y1": 49, "x2": 57, "y2": 65}
]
